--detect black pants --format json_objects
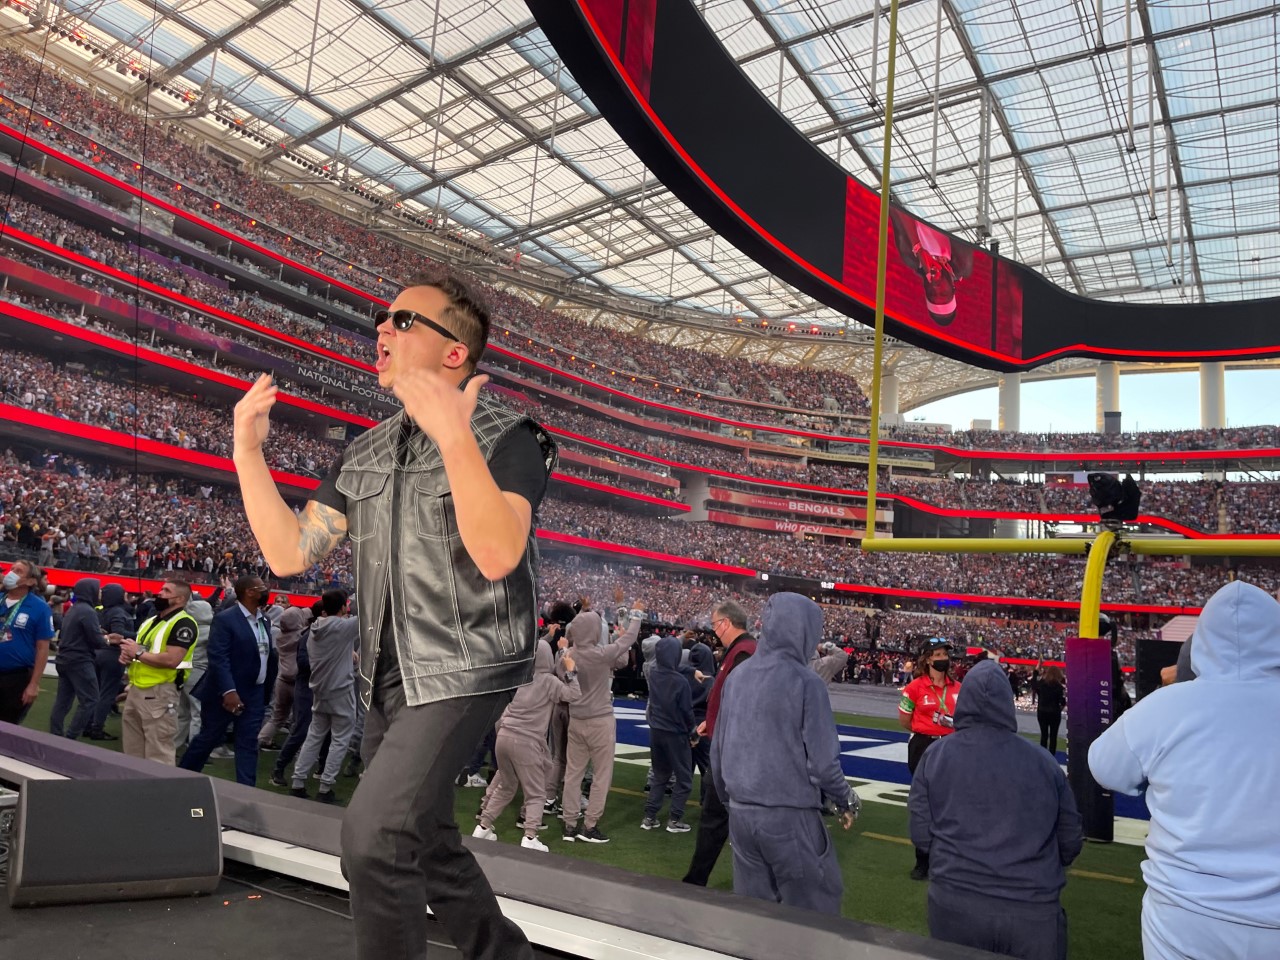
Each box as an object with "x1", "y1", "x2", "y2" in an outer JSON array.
[
  {"x1": 929, "y1": 885, "x2": 1067, "y2": 960},
  {"x1": 908, "y1": 733, "x2": 941, "y2": 874},
  {"x1": 1038, "y1": 711, "x2": 1062, "y2": 755},
  {"x1": 0, "y1": 666, "x2": 35, "y2": 725},
  {"x1": 683, "y1": 765, "x2": 730, "y2": 886},
  {"x1": 89, "y1": 647, "x2": 126, "y2": 734},
  {"x1": 907, "y1": 733, "x2": 940, "y2": 776},
  {"x1": 691, "y1": 735, "x2": 711, "y2": 804},
  {"x1": 340, "y1": 646, "x2": 531, "y2": 960}
]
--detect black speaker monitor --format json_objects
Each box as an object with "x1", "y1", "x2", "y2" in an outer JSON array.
[
  {"x1": 1135, "y1": 636, "x2": 1184, "y2": 701},
  {"x1": 8, "y1": 777, "x2": 222, "y2": 907}
]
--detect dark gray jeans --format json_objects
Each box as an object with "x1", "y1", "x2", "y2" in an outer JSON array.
[
  {"x1": 340, "y1": 647, "x2": 531, "y2": 960},
  {"x1": 928, "y1": 884, "x2": 1067, "y2": 960},
  {"x1": 49, "y1": 659, "x2": 98, "y2": 739},
  {"x1": 728, "y1": 803, "x2": 844, "y2": 915}
]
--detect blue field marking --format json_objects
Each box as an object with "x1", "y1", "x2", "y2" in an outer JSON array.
[{"x1": 612, "y1": 700, "x2": 1150, "y2": 822}]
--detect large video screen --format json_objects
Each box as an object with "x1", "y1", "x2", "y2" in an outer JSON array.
[{"x1": 533, "y1": 0, "x2": 1279, "y2": 371}]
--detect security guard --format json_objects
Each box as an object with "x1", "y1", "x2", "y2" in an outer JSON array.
[{"x1": 118, "y1": 580, "x2": 198, "y2": 765}]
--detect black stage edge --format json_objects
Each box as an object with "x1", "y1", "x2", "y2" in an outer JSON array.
[{"x1": 1, "y1": 722, "x2": 996, "y2": 960}]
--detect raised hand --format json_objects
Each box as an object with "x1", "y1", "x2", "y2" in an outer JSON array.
[
  {"x1": 392, "y1": 370, "x2": 487, "y2": 448},
  {"x1": 234, "y1": 374, "x2": 279, "y2": 455}
]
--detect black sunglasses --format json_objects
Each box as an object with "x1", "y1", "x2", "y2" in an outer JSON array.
[{"x1": 374, "y1": 309, "x2": 460, "y2": 343}]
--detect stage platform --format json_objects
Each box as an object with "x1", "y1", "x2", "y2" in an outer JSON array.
[{"x1": 0, "y1": 721, "x2": 997, "y2": 960}]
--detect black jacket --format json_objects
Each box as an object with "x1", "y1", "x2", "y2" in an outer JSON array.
[{"x1": 58, "y1": 579, "x2": 106, "y2": 664}]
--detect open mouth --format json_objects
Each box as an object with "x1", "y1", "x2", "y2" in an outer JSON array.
[{"x1": 376, "y1": 343, "x2": 392, "y2": 371}]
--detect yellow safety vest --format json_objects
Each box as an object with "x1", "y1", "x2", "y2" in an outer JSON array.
[{"x1": 127, "y1": 611, "x2": 198, "y2": 689}]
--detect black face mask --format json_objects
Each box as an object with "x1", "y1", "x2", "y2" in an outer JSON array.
[
  {"x1": 931, "y1": 659, "x2": 951, "y2": 674},
  {"x1": 152, "y1": 597, "x2": 171, "y2": 614}
]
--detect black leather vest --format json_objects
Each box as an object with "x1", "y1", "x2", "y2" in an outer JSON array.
[{"x1": 335, "y1": 392, "x2": 555, "y2": 707}]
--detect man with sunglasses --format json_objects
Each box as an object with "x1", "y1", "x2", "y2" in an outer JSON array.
[{"x1": 231, "y1": 274, "x2": 554, "y2": 960}]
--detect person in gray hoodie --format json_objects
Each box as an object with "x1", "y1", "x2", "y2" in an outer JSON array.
[
  {"x1": 290, "y1": 589, "x2": 359, "y2": 802},
  {"x1": 911, "y1": 659, "x2": 1083, "y2": 960},
  {"x1": 559, "y1": 603, "x2": 644, "y2": 843},
  {"x1": 258, "y1": 602, "x2": 308, "y2": 748},
  {"x1": 712, "y1": 593, "x2": 858, "y2": 915},
  {"x1": 810, "y1": 641, "x2": 850, "y2": 685},
  {"x1": 49, "y1": 578, "x2": 116, "y2": 739},
  {"x1": 176, "y1": 596, "x2": 214, "y2": 751},
  {"x1": 474, "y1": 641, "x2": 581, "y2": 851}
]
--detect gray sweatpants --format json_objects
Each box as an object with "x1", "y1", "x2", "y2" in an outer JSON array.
[
  {"x1": 728, "y1": 804, "x2": 843, "y2": 915},
  {"x1": 562, "y1": 714, "x2": 615, "y2": 829},
  {"x1": 293, "y1": 690, "x2": 357, "y2": 790},
  {"x1": 480, "y1": 731, "x2": 552, "y2": 836},
  {"x1": 546, "y1": 702, "x2": 569, "y2": 798}
]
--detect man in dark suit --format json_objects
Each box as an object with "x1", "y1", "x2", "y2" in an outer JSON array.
[{"x1": 179, "y1": 575, "x2": 277, "y2": 785}]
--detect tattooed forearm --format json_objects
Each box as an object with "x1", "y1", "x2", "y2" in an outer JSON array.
[{"x1": 298, "y1": 500, "x2": 349, "y2": 566}]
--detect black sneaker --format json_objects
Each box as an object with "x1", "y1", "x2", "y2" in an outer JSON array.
[
  {"x1": 270, "y1": 773, "x2": 288, "y2": 788},
  {"x1": 87, "y1": 730, "x2": 117, "y2": 741},
  {"x1": 290, "y1": 786, "x2": 309, "y2": 800},
  {"x1": 576, "y1": 825, "x2": 610, "y2": 844},
  {"x1": 315, "y1": 789, "x2": 337, "y2": 804},
  {"x1": 561, "y1": 823, "x2": 577, "y2": 843}
]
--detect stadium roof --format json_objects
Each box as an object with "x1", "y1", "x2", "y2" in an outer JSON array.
[{"x1": 9, "y1": 0, "x2": 1280, "y2": 408}]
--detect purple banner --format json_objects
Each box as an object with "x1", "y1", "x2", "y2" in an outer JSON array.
[
  {"x1": 1065, "y1": 636, "x2": 1115, "y2": 842},
  {"x1": 130, "y1": 243, "x2": 230, "y2": 289}
]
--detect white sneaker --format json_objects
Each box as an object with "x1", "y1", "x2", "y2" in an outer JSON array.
[
  {"x1": 471, "y1": 825, "x2": 497, "y2": 841},
  {"x1": 520, "y1": 835, "x2": 549, "y2": 853},
  {"x1": 466, "y1": 774, "x2": 488, "y2": 788}
]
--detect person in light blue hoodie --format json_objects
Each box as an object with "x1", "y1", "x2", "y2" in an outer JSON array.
[
  {"x1": 712, "y1": 593, "x2": 859, "y2": 915},
  {"x1": 1089, "y1": 580, "x2": 1280, "y2": 960}
]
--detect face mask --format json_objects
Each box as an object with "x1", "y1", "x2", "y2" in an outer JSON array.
[
  {"x1": 152, "y1": 597, "x2": 171, "y2": 614},
  {"x1": 2, "y1": 572, "x2": 21, "y2": 590},
  {"x1": 932, "y1": 659, "x2": 951, "y2": 674}
]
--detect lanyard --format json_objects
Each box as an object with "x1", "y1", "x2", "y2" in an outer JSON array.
[
  {"x1": 930, "y1": 678, "x2": 953, "y2": 715},
  {"x1": 3, "y1": 598, "x2": 24, "y2": 633}
]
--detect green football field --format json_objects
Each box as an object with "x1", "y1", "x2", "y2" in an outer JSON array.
[{"x1": 18, "y1": 679, "x2": 1145, "y2": 959}]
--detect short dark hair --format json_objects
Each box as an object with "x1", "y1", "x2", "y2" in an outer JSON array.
[
  {"x1": 714, "y1": 600, "x2": 748, "y2": 631},
  {"x1": 320, "y1": 589, "x2": 349, "y2": 617},
  {"x1": 233, "y1": 575, "x2": 262, "y2": 601},
  {"x1": 164, "y1": 580, "x2": 192, "y2": 604},
  {"x1": 404, "y1": 273, "x2": 491, "y2": 370}
]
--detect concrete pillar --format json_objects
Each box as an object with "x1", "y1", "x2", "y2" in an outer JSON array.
[
  {"x1": 997, "y1": 372, "x2": 1021, "y2": 433},
  {"x1": 1095, "y1": 361, "x2": 1120, "y2": 432},
  {"x1": 1200, "y1": 362, "x2": 1225, "y2": 429},
  {"x1": 880, "y1": 373, "x2": 900, "y2": 426}
]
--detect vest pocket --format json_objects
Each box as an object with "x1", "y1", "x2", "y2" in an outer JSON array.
[
  {"x1": 414, "y1": 473, "x2": 455, "y2": 541},
  {"x1": 335, "y1": 470, "x2": 388, "y2": 543}
]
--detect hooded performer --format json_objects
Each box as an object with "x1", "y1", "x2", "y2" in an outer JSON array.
[
  {"x1": 909, "y1": 660, "x2": 1083, "y2": 960},
  {"x1": 557, "y1": 603, "x2": 643, "y2": 843},
  {"x1": 1090, "y1": 580, "x2": 1280, "y2": 960},
  {"x1": 475, "y1": 640, "x2": 581, "y2": 850},
  {"x1": 712, "y1": 593, "x2": 859, "y2": 914}
]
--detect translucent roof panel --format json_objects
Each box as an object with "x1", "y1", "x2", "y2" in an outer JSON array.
[{"x1": 20, "y1": 0, "x2": 1276, "y2": 385}]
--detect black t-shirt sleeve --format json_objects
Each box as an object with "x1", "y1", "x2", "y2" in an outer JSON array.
[
  {"x1": 311, "y1": 460, "x2": 347, "y2": 515},
  {"x1": 489, "y1": 424, "x2": 551, "y2": 512},
  {"x1": 168, "y1": 621, "x2": 197, "y2": 650},
  {"x1": 308, "y1": 426, "x2": 548, "y2": 516}
]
